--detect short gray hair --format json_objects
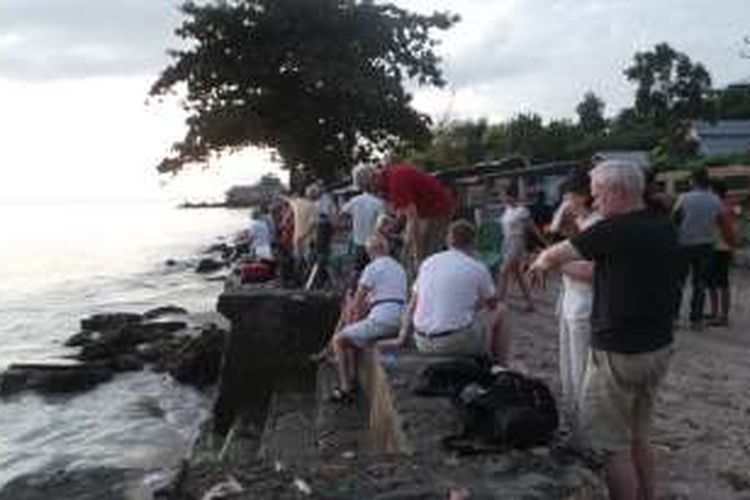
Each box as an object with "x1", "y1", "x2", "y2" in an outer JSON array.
[
  {"x1": 352, "y1": 163, "x2": 377, "y2": 191},
  {"x1": 590, "y1": 160, "x2": 645, "y2": 199}
]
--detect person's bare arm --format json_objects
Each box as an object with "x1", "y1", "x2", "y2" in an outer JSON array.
[
  {"x1": 349, "y1": 284, "x2": 370, "y2": 322},
  {"x1": 378, "y1": 292, "x2": 416, "y2": 349},
  {"x1": 527, "y1": 240, "x2": 583, "y2": 287}
]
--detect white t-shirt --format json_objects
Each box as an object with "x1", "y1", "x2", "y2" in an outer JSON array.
[
  {"x1": 341, "y1": 192, "x2": 385, "y2": 246},
  {"x1": 359, "y1": 255, "x2": 407, "y2": 323},
  {"x1": 248, "y1": 219, "x2": 272, "y2": 259},
  {"x1": 501, "y1": 205, "x2": 531, "y2": 239},
  {"x1": 317, "y1": 193, "x2": 336, "y2": 219},
  {"x1": 413, "y1": 249, "x2": 496, "y2": 335}
]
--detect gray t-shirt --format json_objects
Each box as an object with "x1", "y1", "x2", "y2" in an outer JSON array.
[{"x1": 674, "y1": 189, "x2": 721, "y2": 246}]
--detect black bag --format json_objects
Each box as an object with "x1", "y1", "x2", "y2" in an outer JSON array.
[
  {"x1": 446, "y1": 370, "x2": 558, "y2": 452},
  {"x1": 412, "y1": 356, "x2": 494, "y2": 397}
]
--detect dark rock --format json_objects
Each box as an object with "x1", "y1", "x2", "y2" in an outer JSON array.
[
  {"x1": 165, "y1": 259, "x2": 178, "y2": 267},
  {"x1": 65, "y1": 329, "x2": 103, "y2": 347},
  {"x1": 196, "y1": 258, "x2": 225, "y2": 273},
  {"x1": 107, "y1": 355, "x2": 144, "y2": 373},
  {"x1": 136, "y1": 337, "x2": 188, "y2": 366},
  {"x1": 0, "y1": 363, "x2": 114, "y2": 397},
  {"x1": 0, "y1": 467, "x2": 140, "y2": 500},
  {"x1": 205, "y1": 242, "x2": 232, "y2": 257},
  {"x1": 142, "y1": 305, "x2": 189, "y2": 320},
  {"x1": 75, "y1": 321, "x2": 186, "y2": 362},
  {"x1": 169, "y1": 324, "x2": 227, "y2": 388},
  {"x1": 80, "y1": 312, "x2": 141, "y2": 332}
]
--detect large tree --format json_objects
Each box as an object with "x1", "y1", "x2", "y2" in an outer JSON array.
[
  {"x1": 575, "y1": 91, "x2": 607, "y2": 136},
  {"x1": 151, "y1": 0, "x2": 458, "y2": 182},
  {"x1": 624, "y1": 42, "x2": 713, "y2": 128}
]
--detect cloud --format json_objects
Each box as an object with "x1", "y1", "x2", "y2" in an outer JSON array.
[
  {"x1": 0, "y1": 0, "x2": 183, "y2": 80},
  {"x1": 406, "y1": 0, "x2": 750, "y2": 120}
]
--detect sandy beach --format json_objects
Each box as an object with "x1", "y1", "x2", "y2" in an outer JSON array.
[{"x1": 509, "y1": 266, "x2": 750, "y2": 499}]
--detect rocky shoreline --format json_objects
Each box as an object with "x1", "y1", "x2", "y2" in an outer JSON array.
[{"x1": 0, "y1": 237, "x2": 248, "y2": 499}]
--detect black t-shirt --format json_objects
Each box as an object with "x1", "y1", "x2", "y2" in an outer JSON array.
[{"x1": 571, "y1": 210, "x2": 677, "y2": 354}]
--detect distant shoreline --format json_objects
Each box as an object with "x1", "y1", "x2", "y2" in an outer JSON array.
[{"x1": 178, "y1": 201, "x2": 254, "y2": 209}]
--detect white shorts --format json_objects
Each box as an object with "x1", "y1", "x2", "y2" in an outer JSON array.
[{"x1": 339, "y1": 316, "x2": 399, "y2": 348}]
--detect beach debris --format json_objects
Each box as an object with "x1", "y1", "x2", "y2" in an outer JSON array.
[
  {"x1": 200, "y1": 475, "x2": 244, "y2": 500},
  {"x1": 292, "y1": 477, "x2": 312, "y2": 496}
]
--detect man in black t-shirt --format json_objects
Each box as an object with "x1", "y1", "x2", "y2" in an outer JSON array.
[{"x1": 529, "y1": 160, "x2": 676, "y2": 500}]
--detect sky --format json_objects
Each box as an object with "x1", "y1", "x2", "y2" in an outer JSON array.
[{"x1": 0, "y1": 0, "x2": 748, "y2": 202}]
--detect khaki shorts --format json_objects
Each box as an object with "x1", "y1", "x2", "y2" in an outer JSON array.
[
  {"x1": 414, "y1": 316, "x2": 487, "y2": 356},
  {"x1": 581, "y1": 345, "x2": 672, "y2": 454}
]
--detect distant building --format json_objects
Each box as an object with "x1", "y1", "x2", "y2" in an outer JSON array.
[
  {"x1": 692, "y1": 119, "x2": 750, "y2": 158},
  {"x1": 225, "y1": 174, "x2": 285, "y2": 206}
]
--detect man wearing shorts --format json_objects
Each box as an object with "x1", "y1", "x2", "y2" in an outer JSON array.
[
  {"x1": 380, "y1": 220, "x2": 509, "y2": 365},
  {"x1": 330, "y1": 233, "x2": 407, "y2": 401},
  {"x1": 529, "y1": 161, "x2": 676, "y2": 500}
]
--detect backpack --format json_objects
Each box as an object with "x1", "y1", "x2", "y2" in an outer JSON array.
[
  {"x1": 445, "y1": 370, "x2": 558, "y2": 453},
  {"x1": 411, "y1": 356, "x2": 494, "y2": 397}
]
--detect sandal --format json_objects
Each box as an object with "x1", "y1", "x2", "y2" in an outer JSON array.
[{"x1": 327, "y1": 386, "x2": 357, "y2": 404}]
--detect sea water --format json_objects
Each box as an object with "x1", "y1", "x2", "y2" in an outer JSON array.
[{"x1": 0, "y1": 199, "x2": 250, "y2": 490}]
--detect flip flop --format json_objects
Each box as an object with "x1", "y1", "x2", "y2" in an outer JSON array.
[{"x1": 327, "y1": 387, "x2": 357, "y2": 404}]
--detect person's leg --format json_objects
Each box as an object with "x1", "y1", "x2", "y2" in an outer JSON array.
[
  {"x1": 689, "y1": 245, "x2": 712, "y2": 324},
  {"x1": 568, "y1": 317, "x2": 591, "y2": 444},
  {"x1": 559, "y1": 316, "x2": 575, "y2": 425},
  {"x1": 672, "y1": 246, "x2": 690, "y2": 319},
  {"x1": 632, "y1": 435, "x2": 656, "y2": 500},
  {"x1": 332, "y1": 333, "x2": 352, "y2": 391},
  {"x1": 720, "y1": 287, "x2": 730, "y2": 323},
  {"x1": 719, "y1": 251, "x2": 731, "y2": 323},
  {"x1": 512, "y1": 264, "x2": 534, "y2": 311},
  {"x1": 604, "y1": 451, "x2": 640, "y2": 500},
  {"x1": 488, "y1": 304, "x2": 510, "y2": 365},
  {"x1": 498, "y1": 262, "x2": 512, "y2": 302}
]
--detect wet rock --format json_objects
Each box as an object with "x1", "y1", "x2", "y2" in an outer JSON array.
[
  {"x1": 168, "y1": 324, "x2": 227, "y2": 388},
  {"x1": 205, "y1": 243, "x2": 234, "y2": 260},
  {"x1": 73, "y1": 321, "x2": 188, "y2": 361},
  {"x1": 196, "y1": 258, "x2": 225, "y2": 273},
  {"x1": 0, "y1": 363, "x2": 114, "y2": 397},
  {"x1": 143, "y1": 305, "x2": 189, "y2": 320},
  {"x1": 0, "y1": 467, "x2": 140, "y2": 500},
  {"x1": 80, "y1": 312, "x2": 141, "y2": 332}
]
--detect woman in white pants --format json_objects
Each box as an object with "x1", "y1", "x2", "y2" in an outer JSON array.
[{"x1": 550, "y1": 170, "x2": 601, "y2": 445}]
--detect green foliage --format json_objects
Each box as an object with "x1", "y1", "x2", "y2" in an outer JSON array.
[
  {"x1": 403, "y1": 114, "x2": 584, "y2": 171},
  {"x1": 624, "y1": 42, "x2": 713, "y2": 127},
  {"x1": 713, "y1": 84, "x2": 750, "y2": 119},
  {"x1": 150, "y1": 0, "x2": 458, "y2": 181},
  {"x1": 576, "y1": 92, "x2": 607, "y2": 136}
]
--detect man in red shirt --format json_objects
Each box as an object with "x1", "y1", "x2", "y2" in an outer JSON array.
[{"x1": 354, "y1": 163, "x2": 455, "y2": 278}]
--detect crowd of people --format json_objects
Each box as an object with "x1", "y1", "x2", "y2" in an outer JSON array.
[{"x1": 238, "y1": 159, "x2": 739, "y2": 500}]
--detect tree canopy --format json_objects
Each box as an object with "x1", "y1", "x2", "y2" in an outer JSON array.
[
  {"x1": 150, "y1": 0, "x2": 457, "y2": 182},
  {"x1": 576, "y1": 92, "x2": 607, "y2": 136},
  {"x1": 624, "y1": 42, "x2": 713, "y2": 127}
]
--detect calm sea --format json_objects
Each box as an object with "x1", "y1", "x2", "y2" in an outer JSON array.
[{"x1": 0, "y1": 199, "x2": 249, "y2": 491}]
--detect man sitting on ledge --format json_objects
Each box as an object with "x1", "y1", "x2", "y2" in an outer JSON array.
[
  {"x1": 330, "y1": 233, "x2": 407, "y2": 402},
  {"x1": 379, "y1": 220, "x2": 510, "y2": 365}
]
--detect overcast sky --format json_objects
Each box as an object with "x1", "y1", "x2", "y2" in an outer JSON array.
[{"x1": 0, "y1": 0, "x2": 748, "y2": 200}]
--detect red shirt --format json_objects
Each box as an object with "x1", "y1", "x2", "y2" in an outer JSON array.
[{"x1": 378, "y1": 164, "x2": 455, "y2": 218}]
